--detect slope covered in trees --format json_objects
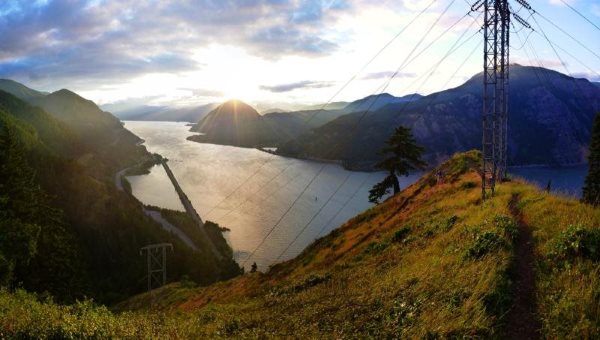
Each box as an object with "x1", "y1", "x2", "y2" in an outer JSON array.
[{"x1": 0, "y1": 90, "x2": 240, "y2": 303}]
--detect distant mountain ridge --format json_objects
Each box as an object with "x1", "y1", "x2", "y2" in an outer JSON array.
[
  {"x1": 110, "y1": 103, "x2": 219, "y2": 122},
  {"x1": 0, "y1": 79, "x2": 48, "y2": 101},
  {"x1": 277, "y1": 65, "x2": 600, "y2": 169},
  {"x1": 342, "y1": 92, "x2": 423, "y2": 113}
]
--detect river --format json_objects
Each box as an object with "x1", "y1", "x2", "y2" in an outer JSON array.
[
  {"x1": 124, "y1": 121, "x2": 421, "y2": 270},
  {"x1": 124, "y1": 121, "x2": 588, "y2": 270}
]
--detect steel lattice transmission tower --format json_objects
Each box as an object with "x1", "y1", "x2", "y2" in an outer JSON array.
[
  {"x1": 140, "y1": 243, "x2": 173, "y2": 292},
  {"x1": 481, "y1": 0, "x2": 510, "y2": 199}
]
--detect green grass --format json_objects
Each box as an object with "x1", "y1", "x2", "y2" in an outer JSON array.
[{"x1": 1, "y1": 151, "x2": 598, "y2": 338}]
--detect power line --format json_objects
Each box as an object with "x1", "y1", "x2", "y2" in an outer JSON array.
[
  {"x1": 204, "y1": 154, "x2": 276, "y2": 218},
  {"x1": 241, "y1": 1, "x2": 463, "y2": 267},
  {"x1": 534, "y1": 10, "x2": 600, "y2": 62},
  {"x1": 301, "y1": 0, "x2": 439, "y2": 127},
  {"x1": 533, "y1": 31, "x2": 600, "y2": 80},
  {"x1": 530, "y1": 13, "x2": 593, "y2": 103},
  {"x1": 393, "y1": 15, "x2": 482, "y2": 112},
  {"x1": 422, "y1": 37, "x2": 482, "y2": 107},
  {"x1": 216, "y1": 163, "x2": 305, "y2": 221},
  {"x1": 353, "y1": 0, "x2": 459, "y2": 117},
  {"x1": 202, "y1": 0, "x2": 439, "y2": 222},
  {"x1": 557, "y1": 0, "x2": 600, "y2": 33},
  {"x1": 512, "y1": 24, "x2": 547, "y2": 90},
  {"x1": 275, "y1": 171, "x2": 354, "y2": 261},
  {"x1": 273, "y1": 34, "x2": 482, "y2": 264},
  {"x1": 315, "y1": 173, "x2": 373, "y2": 238},
  {"x1": 241, "y1": 163, "x2": 329, "y2": 266},
  {"x1": 273, "y1": 5, "x2": 483, "y2": 264}
]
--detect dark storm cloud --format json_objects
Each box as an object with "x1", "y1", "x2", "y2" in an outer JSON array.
[
  {"x1": 0, "y1": 0, "x2": 352, "y2": 85},
  {"x1": 260, "y1": 80, "x2": 334, "y2": 92}
]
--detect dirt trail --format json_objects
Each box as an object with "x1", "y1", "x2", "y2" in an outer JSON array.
[{"x1": 506, "y1": 193, "x2": 541, "y2": 339}]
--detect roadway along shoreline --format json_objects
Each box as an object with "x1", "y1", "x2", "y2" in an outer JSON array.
[{"x1": 160, "y1": 160, "x2": 223, "y2": 259}]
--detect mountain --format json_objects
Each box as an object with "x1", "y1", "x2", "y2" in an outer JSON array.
[
  {"x1": 0, "y1": 79, "x2": 48, "y2": 101},
  {"x1": 301, "y1": 100, "x2": 350, "y2": 111},
  {"x1": 0, "y1": 88, "x2": 239, "y2": 303},
  {"x1": 111, "y1": 103, "x2": 219, "y2": 122},
  {"x1": 342, "y1": 92, "x2": 423, "y2": 113},
  {"x1": 261, "y1": 108, "x2": 351, "y2": 139},
  {"x1": 278, "y1": 65, "x2": 600, "y2": 169},
  {"x1": 3, "y1": 151, "x2": 598, "y2": 337},
  {"x1": 189, "y1": 99, "x2": 282, "y2": 147}
]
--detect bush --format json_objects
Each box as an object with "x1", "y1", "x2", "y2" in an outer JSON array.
[
  {"x1": 549, "y1": 225, "x2": 600, "y2": 262},
  {"x1": 391, "y1": 227, "x2": 411, "y2": 243},
  {"x1": 464, "y1": 231, "x2": 506, "y2": 259},
  {"x1": 494, "y1": 215, "x2": 519, "y2": 241},
  {"x1": 364, "y1": 241, "x2": 389, "y2": 255}
]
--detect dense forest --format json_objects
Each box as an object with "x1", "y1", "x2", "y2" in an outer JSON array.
[{"x1": 0, "y1": 90, "x2": 240, "y2": 303}]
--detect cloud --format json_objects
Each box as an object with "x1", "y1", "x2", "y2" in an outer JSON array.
[
  {"x1": 361, "y1": 71, "x2": 416, "y2": 80},
  {"x1": 178, "y1": 88, "x2": 224, "y2": 97},
  {"x1": 0, "y1": 0, "x2": 353, "y2": 84},
  {"x1": 571, "y1": 72, "x2": 600, "y2": 82},
  {"x1": 260, "y1": 80, "x2": 334, "y2": 92}
]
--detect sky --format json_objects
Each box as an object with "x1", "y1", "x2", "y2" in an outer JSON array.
[{"x1": 0, "y1": 0, "x2": 599, "y2": 111}]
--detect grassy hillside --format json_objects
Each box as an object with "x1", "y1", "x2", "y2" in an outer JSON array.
[{"x1": 1, "y1": 151, "x2": 597, "y2": 337}]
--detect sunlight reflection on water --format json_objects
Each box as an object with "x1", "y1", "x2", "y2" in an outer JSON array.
[{"x1": 124, "y1": 121, "x2": 421, "y2": 270}]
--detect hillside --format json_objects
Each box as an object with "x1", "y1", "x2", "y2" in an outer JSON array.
[
  {"x1": 2, "y1": 151, "x2": 598, "y2": 337},
  {"x1": 0, "y1": 90, "x2": 240, "y2": 303},
  {"x1": 188, "y1": 99, "x2": 283, "y2": 147},
  {"x1": 0, "y1": 79, "x2": 47, "y2": 101},
  {"x1": 343, "y1": 92, "x2": 423, "y2": 113},
  {"x1": 278, "y1": 65, "x2": 600, "y2": 169}
]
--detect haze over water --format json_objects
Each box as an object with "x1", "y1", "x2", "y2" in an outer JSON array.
[{"x1": 124, "y1": 121, "x2": 421, "y2": 270}]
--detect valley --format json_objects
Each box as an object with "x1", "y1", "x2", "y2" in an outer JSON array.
[{"x1": 0, "y1": 0, "x2": 599, "y2": 336}]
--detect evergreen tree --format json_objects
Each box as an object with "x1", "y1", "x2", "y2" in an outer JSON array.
[
  {"x1": 583, "y1": 113, "x2": 600, "y2": 206},
  {"x1": 368, "y1": 126, "x2": 426, "y2": 204}
]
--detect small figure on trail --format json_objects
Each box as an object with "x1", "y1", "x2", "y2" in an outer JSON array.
[
  {"x1": 546, "y1": 179, "x2": 552, "y2": 193},
  {"x1": 315, "y1": 196, "x2": 318, "y2": 201},
  {"x1": 436, "y1": 170, "x2": 445, "y2": 184},
  {"x1": 250, "y1": 262, "x2": 258, "y2": 273}
]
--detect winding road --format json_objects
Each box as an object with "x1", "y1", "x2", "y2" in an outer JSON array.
[{"x1": 114, "y1": 162, "x2": 200, "y2": 251}]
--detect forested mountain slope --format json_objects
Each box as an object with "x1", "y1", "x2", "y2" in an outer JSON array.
[
  {"x1": 278, "y1": 65, "x2": 600, "y2": 169},
  {"x1": 0, "y1": 90, "x2": 240, "y2": 303}
]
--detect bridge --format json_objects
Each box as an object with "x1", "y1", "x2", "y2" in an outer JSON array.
[{"x1": 161, "y1": 159, "x2": 222, "y2": 259}]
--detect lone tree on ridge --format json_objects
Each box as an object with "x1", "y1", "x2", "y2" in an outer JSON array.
[{"x1": 368, "y1": 126, "x2": 426, "y2": 204}]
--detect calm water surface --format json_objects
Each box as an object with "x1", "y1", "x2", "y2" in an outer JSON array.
[
  {"x1": 124, "y1": 121, "x2": 421, "y2": 270},
  {"x1": 510, "y1": 166, "x2": 588, "y2": 197},
  {"x1": 124, "y1": 122, "x2": 588, "y2": 270}
]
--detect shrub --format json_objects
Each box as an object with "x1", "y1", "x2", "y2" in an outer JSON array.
[
  {"x1": 460, "y1": 181, "x2": 477, "y2": 190},
  {"x1": 391, "y1": 227, "x2": 411, "y2": 243},
  {"x1": 494, "y1": 215, "x2": 519, "y2": 241},
  {"x1": 464, "y1": 231, "x2": 506, "y2": 259},
  {"x1": 364, "y1": 241, "x2": 389, "y2": 255},
  {"x1": 549, "y1": 225, "x2": 600, "y2": 262},
  {"x1": 292, "y1": 274, "x2": 331, "y2": 292}
]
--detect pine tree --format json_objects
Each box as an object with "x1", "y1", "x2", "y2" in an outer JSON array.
[
  {"x1": 583, "y1": 113, "x2": 600, "y2": 206},
  {"x1": 368, "y1": 126, "x2": 426, "y2": 204}
]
